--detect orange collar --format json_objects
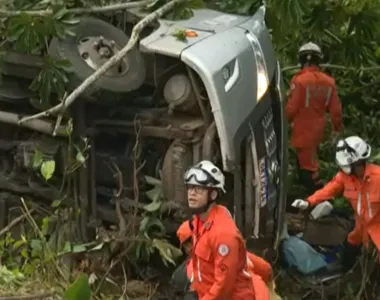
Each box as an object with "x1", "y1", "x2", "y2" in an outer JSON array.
[
  {"x1": 349, "y1": 164, "x2": 374, "y2": 184},
  {"x1": 194, "y1": 205, "x2": 220, "y2": 234},
  {"x1": 363, "y1": 164, "x2": 375, "y2": 182}
]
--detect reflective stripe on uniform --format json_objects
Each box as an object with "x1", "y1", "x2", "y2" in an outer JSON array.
[
  {"x1": 325, "y1": 87, "x2": 332, "y2": 106},
  {"x1": 197, "y1": 257, "x2": 202, "y2": 281},
  {"x1": 357, "y1": 192, "x2": 362, "y2": 216},
  {"x1": 305, "y1": 87, "x2": 310, "y2": 107},
  {"x1": 366, "y1": 192, "x2": 373, "y2": 218},
  {"x1": 304, "y1": 86, "x2": 332, "y2": 108}
]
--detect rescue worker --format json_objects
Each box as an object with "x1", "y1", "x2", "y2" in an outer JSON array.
[
  {"x1": 291, "y1": 136, "x2": 380, "y2": 269},
  {"x1": 177, "y1": 219, "x2": 273, "y2": 284},
  {"x1": 183, "y1": 160, "x2": 265, "y2": 299},
  {"x1": 286, "y1": 42, "x2": 343, "y2": 193},
  {"x1": 177, "y1": 220, "x2": 283, "y2": 300}
]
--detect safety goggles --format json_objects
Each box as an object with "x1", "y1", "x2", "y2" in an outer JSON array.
[
  {"x1": 336, "y1": 140, "x2": 357, "y2": 157},
  {"x1": 184, "y1": 167, "x2": 220, "y2": 186}
]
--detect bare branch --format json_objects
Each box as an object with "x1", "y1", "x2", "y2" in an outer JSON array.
[
  {"x1": 0, "y1": 0, "x2": 154, "y2": 17},
  {"x1": 19, "y1": 0, "x2": 187, "y2": 124},
  {"x1": 0, "y1": 292, "x2": 55, "y2": 300},
  {"x1": 0, "y1": 110, "x2": 67, "y2": 136},
  {"x1": 52, "y1": 91, "x2": 67, "y2": 136},
  {"x1": 0, "y1": 208, "x2": 35, "y2": 238},
  {"x1": 282, "y1": 63, "x2": 380, "y2": 72}
]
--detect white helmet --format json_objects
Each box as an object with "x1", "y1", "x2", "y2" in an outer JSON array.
[
  {"x1": 335, "y1": 136, "x2": 371, "y2": 174},
  {"x1": 298, "y1": 42, "x2": 323, "y2": 59},
  {"x1": 184, "y1": 160, "x2": 226, "y2": 193}
]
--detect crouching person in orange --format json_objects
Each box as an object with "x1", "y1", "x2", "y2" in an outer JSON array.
[
  {"x1": 292, "y1": 136, "x2": 380, "y2": 269},
  {"x1": 181, "y1": 160, "x2": 267, "y2": 300},
  {"x1": 177, "y1": 220, "x2": 274, "y2": 300},
  {"x1": 286, "y1": 42, "x2": 343, "y2": 193}
]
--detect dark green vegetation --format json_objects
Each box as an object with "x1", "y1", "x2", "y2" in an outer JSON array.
[{"x1": 0, "y1": 0, "x2": 379, "y2": 299}]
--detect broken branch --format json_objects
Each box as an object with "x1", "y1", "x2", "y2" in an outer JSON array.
[
  {"x1": 0, "y1": 110, "x2": 67, "y2": 136},
  {"x1": 0, "y1": 208, "x2": 35, "y2": 238},
  {"x1": 0, "y1": 1, "x2": 154, "y2": 17},
  {"x1": 282, "y1": 63, "x2": 380, "y2": 72},
  {"x1": 19, "y1": 0, "x2": 187, "y2": 124},
  {"x1": 108, "y1": 161, "x2": 127, "y2": 237},
  {"x1": 0, "y1": 292, "x2": 55, "y2": 300}
]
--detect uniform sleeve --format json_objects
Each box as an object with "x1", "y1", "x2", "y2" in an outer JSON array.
[
  {"x1": 307, "y1": 172, "x2": 344, "y2": 206},
  {"x1": 177, "y1": 220, "x2": 192, "y2": 246},
  {"x1": 247, "y1": 252, "x2": 272, "y2": 283},
  {"x1": 200, "y1": 235, "x2": 241, "y2": 300},
  {"x1": 327, "y1": 83, "x2": 343, "y2": 132},
  {"x1": 347, "y1": 217, "x2": 363, "y2": 246},
  {"x1": 285, "y1": 78, "x2": 304, "y2": 122}
]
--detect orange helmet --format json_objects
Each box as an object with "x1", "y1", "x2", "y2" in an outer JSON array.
[{"x1": 177, "y1": 220, "x2": 192, "y2": 245}]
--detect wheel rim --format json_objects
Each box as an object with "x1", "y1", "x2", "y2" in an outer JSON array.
[{"x1": 77, "y1": 36, "x2": 130, "y2": 76}]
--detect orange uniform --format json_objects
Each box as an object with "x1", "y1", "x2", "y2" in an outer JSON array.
[
  {"x1": 286, "y1": 66, "x2": 343, "y2": 173},
  {"x1": 177, "y1": 206, "x2": 272, "y2": 299},
  {"x1": 182, "y1": 254, "x2": 270, "y2": 300},
  {"x1": 246, "y1": 252, "x2": 272, "y2": 284},
  {"x1": 189, "y1": 205, "x2": 255, "y2": 299},
  {"x1": 177, "y1": 219, "x2": 273, "y2": 284},
  {"x1": 307, "y1": 164, "x2": 380, "y2": 258}
]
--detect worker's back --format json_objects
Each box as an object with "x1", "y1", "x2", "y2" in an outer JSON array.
[
  {"x1": 286, "y1": 66, "x2": 342, "y2": 148},
  {"x1": 296, "y1": 68, "x2": 335, "y2": 118}
]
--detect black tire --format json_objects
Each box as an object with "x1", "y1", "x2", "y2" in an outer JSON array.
[
  {"x1": 49, "y1": 17, "x2": 146, "y2": 94},
  {"x1": 0, "y1": 77, "x2": 32, "y2": 102}
]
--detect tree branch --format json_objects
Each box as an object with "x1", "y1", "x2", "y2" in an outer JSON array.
[
  {"x1": 0, "y1": 209, "x2": 35, "y2": 238},
  {"x1": 0, "y1": 292, "x2": 55, "y2": 300},
  {"x1": 19, "y1": 0, "x2": 187, "y2": 125},
  {"x1": 0, "y1": 110, "x2": 67, "y2": 136},
  {"x1": 0, "y1": 0, "x2": 154, "y2": 17},
  {"x1": 282, "y1": 63, "x2": 380, "y2": 72}
]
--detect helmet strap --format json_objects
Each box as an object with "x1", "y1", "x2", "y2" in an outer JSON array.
[{"x1": 351, "y1": 160, "x2": 366, "y2": 178}]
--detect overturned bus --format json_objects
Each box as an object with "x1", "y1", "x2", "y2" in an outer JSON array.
[
  {"x1": 0, "y1": 4, "x2": 287, "y2": 267},
  {"x1": 0, "y1": 4, "x2": 288, "y2": 249}
]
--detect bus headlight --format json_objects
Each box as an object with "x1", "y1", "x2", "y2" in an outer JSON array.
[{"x1": 246, "y1": 32, "x2": 269, "y2": 101}]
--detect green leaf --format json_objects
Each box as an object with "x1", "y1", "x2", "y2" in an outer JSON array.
[
  {"x1": 7, "y1": 13, "x2": 45, "y2": 53},
  {"x1": 32, "y1": 150, "x2": 43, "y2": 169},
  {"x1": 61, "y1": 18, "x2": 81, "y2": 25},
  {"x1": 21, "y1": 248, "x2": 28, "y2": 259},
  {"x1": 23, "y1": 264, "x2": 35, "y2": 275},
  {"x1": 29, "y1": 56, "x2": 71, "y2": 105},
  {"x1": 41, "y1": 217, "x2": 50, "y2": 235},
  {"x1": 64, "y1": 274, "x2": 91, "y2": 300},
  {"x1": 144, "y1": 176, "x2": 162, "y2": 186},
  {"x1": 72, "y1": 244, "x2": 87, "y2": 253},
  {"x1": 139, "y1": 216, "x2": 150, "y2": 232},
  {"x1": 146, "y1": 186, "x2": 162, "y2": 202},
  {"x1": 89, "y1": 243, "x2": 104, "y2": 252},
  {"x1": 139, "y1": 216, "x2": 165, "y2": 236},
  {"x1": 152, "y1": 238, "x2": 182, "y2": 266},
  {"x1": 371, "y1": 151, "x2": 380, "y2": 162},
  {"x1": 30, "y1": 239, "x2": 43, "y2": 252},
  {"x1": 40, "y1": 160, "x2": 55, "y2": 181},
  {"x1": 171, "y1": 29, "x2": 188, "y2": 42},
  {"x1": 51, "y1": 200, "x2": 62, "y2": 208},
  {"x1": 143, "y1": 200, "x2": 162, "y2": 212},
  {"x1": 76, "y1": 151, "x2": 86, "y2": 164},
  {"x1": 13, "y1": 239, "x2": 26, "y2": 251}
]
